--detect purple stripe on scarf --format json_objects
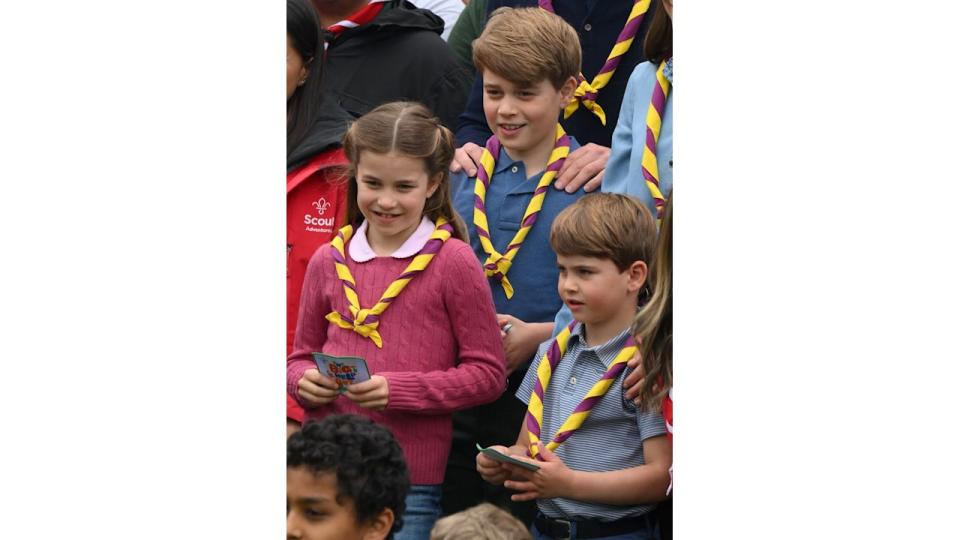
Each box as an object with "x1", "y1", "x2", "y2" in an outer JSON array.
[
  {"x1": 651, "y1": 83, "x2": 666, "y2": 113},
  {"x1": 331, "y1": 248, "x2": 347, "y2": 265},
  {"x1": 473, "y1": 195, "x2": 486, "y2": 211},
  {"x1": 521, "y1": 211, "x2": 539, "y2": 228},
  {"x1": 645, "y1": 127, "x2": 658, "y2": 153},
  {"x1": 526, "y1": 411, "x2": 541, "y2": 438}
]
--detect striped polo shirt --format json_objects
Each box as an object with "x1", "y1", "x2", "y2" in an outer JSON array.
[{"x1": 516, "y1": 323, "x2": 667, "y2": 522}]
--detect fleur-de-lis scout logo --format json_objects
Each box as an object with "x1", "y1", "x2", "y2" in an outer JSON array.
[{"x1": 304, "y1": 197, "x2": 335, "y2": 232}]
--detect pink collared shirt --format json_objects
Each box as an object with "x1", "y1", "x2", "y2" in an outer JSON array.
[{"x1": 348, "y1": 216, "x2": 436, "y2": 262}]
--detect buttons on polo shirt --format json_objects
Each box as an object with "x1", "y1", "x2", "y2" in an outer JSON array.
[
  {"x1": 511, "y1": 165, "x2": 518, "y2": 173},
  {"x1": 570, "y1": 376, "x2": 577, "y2": 385},
  {"x1": 584, "y1": 23, "x2": 592, "y2": 31}
]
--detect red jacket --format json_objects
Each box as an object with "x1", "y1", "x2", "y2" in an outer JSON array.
[{"x1": 287, "y1": 148, "x2": 348, "y2": 422}]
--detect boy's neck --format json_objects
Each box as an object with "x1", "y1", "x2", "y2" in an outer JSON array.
[
  {"x1": 502, "y1": 125, "x2": 559, "y2": 180},
  {"x1": 582, "y1": 303, "x2": 638, "y2": 348}
]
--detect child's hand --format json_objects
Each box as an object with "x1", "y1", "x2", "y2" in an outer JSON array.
[
  {"x1": 344, "y1": 375, "x2": 389, "y2": 410},
  {"x1": 497, "y1": 315, "x2": 539, "y2": 375},
  {"x1": 503, "y1": 444, "x2": 575, "y2": 501},
  {"x1": 298, "y1": 369, "x2": 340, "y2": 407},
  {"x1": 623, "y1": 350, "x2": 659, "y2": 406},
  {"x1": 476, "y1": 446, "x2": 511, "y2": 485}
]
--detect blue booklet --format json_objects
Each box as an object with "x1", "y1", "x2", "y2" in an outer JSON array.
[
  {"x1": 312, "y1": 353, "x2": 372, "y2": 393},
  {"x1": 476, "y1": 443, "x2": 541, "y2": 471}
]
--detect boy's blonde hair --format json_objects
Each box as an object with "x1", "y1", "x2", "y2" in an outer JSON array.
[
  {"x1": 550, "y1": 193, "x2": 657, "y2": 272},
  {"x1": 429, "y1": 503, "x2": 532, "y2": 540},
  {"x1": 472, "y1": 7, "x2": 581, "y2": 89}
]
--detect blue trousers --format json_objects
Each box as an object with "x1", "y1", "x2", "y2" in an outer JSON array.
[{"x1": 394, "y1": 485, "x2": 442, "y2": 540}]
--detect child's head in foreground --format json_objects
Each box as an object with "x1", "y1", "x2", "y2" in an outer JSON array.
[
  {"x1": 550, "y1": 193, "x2": 657, "y2": 329},
  {"x1": 471, "y1": 7, "x2": 581, "y2": 157},
  {"x1": 429, "y1": 503, "x2": 532, "y2": 540},
  {"x1": 287, "y1": 415, "x2": 409, "y2": 540}
]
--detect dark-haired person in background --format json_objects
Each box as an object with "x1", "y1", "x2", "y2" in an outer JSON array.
[
  {"x1": 287, "y1": 0, "x2": 353, "y2": 435},
  {"x1": 288, "y1": 415, "x2": 410, "y2": 540},
  {"x1": 309, "y1": 0, "x2": 472, "y2": 129}
]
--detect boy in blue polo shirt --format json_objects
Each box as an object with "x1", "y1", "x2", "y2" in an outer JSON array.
[
  {"x1": 476, "y1": 194, "x2": 671, "y2": 540},
  {"x1": 444, "y1": 7, "x2": 589, "y2": 523}
]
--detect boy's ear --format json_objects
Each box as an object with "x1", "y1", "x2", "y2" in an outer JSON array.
[
  {"x1": 626, "y1": 260, "x2": 648, "y2": 293},
  {"x1": 361, "y1": 507, "x2": 395, "y2": 540},
  {"x1": 560, "y1": 75, "x2": 578, "y2": 108}
]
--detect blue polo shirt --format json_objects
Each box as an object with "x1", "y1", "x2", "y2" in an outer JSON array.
[{"x1": 451, "y1": 138, "x2": 585, "y2": 372}]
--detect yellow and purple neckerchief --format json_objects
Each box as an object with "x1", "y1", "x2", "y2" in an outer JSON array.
[
  {"x1": 525, "y1": 321, "x2": 639, "y2": 459},
  {"x1": 539, "y1": 0, "x2": 651, "y2": 125},
  {"x1": 642, "y1": 59, "x2": 671, "y2": 223},
  {"x1": 472, "y1": 124, "x2": 570, "y2": 299},
  {"x1": 325, "y1": 217, "x2": 454, "y2": 348}
]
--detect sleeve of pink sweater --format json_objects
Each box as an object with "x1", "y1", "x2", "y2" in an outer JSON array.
[
  {"x1": 383, "y1": 242, "x2": 507, "y2": 413},
  {"x1": 286, "y1": 246, "x2": 331, "y2": 408}
]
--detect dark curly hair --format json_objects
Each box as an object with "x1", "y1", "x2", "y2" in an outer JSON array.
[{"x1": 287, "y1": 415, "x2": 410, "y2": 537}]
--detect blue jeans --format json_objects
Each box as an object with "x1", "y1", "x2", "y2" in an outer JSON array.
[
  {"x1": 394, "y1": 484, "x2": 442, "y2": 540},
  {"x1": 530, "y1": 516, "x2": 660, "y2": 540}
]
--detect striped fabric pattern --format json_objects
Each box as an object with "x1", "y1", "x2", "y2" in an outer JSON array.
[
  {"x1": 325, "y1": 218, "x2": 454, "y2": 348},
  {"x1": 538, "y1": 0, "x2": 651, "y2": 125},
  {"x1": 517, "y1": 323, "x2": 667, "y2": 521},
  {"x1": 642, "y1": 60, "x2": 671, "y2": 222},
  {"x1": 472, "y1": 124, "x2": 570, "y2": 299}
]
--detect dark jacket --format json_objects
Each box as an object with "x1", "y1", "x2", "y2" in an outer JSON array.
[
  {"x1": 322, "y1": 0, "x2": 472, "y2": 129},
  {"x1": 456, "y1": 0, "x2": 654, "y2": 148}
]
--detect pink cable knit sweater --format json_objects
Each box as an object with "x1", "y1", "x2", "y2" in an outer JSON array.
[{"x1": 287, "y1": 236, "x2": 506, "y2": 484}]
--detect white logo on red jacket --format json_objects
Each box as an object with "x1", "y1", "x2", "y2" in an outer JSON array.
[{"x1": 304, "y1": 197, "x2": 335, "y2": 231}]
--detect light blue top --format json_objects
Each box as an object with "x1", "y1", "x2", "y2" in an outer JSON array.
[
  {"x1": 516, "y1": 323, "x2": 667, "y2": 521},
  {"x1": 553, "y1": 61, "x2": 673, "y2": 335}
]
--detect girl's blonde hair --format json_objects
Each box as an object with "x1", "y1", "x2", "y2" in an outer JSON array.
[
  {"x1": 632, "y1": 195, "x2": 673, "y2": 412},
  {"x1": 341, "y1": 101, "x2": 468, "y2": 241}
]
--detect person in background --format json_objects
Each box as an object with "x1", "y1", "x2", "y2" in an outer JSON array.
[
  {"x1": 430, "y1": 503, "x2": 532, "y2": 540},
  {"x1": 450, "y1": 0, "x2": 655, "y2": 194},
  {"x1": 288, "y1": 102, "x2": 506, "y2": 539},
  {"x1": 287, "y1": 0, "x2": 353, "y2": 437},
  {"x1": 410, "y1": 0, "x2": 465, "y2": 40},
  {"x1": 288, "y1": 415, "x2": 410, "y2": 540},
  {"x1": 446, "y1": 0, "x2": 485, "y2": 69},
  {"x1": 310, "y1": 0, "x2": 472, "y2": 129}
]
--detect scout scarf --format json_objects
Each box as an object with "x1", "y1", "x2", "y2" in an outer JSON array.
[
  {"x1": 324, "y1": 0, "x2": 389, "y2": 45},
  {"x1": 642, "y1": 59, "x2": 671, "y2": 222},
  {"x1": 325, "y1": 217, "x2": 454, "y2": 348},
  {"x1": 473, "y1": 124, "x2": 570, "y2": 299},
  {"x1": 538, "y1": 0, "x2": 651, "y2": 125},
  {"x1": 525, "y1": 321, "x2": 639, "y2": 459}
]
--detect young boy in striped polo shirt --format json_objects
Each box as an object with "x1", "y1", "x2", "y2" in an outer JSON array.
[{"x1": 476, "y1": 193, "x2": 672, "y2": 540}]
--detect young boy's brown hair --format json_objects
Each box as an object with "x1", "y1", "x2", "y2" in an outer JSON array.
[
  {"x1": 471, "y1": 7, "x2": 582, "y2": 89},
  {"x1": 550, "y1": 192, "x2": 658, "y2": 272}
]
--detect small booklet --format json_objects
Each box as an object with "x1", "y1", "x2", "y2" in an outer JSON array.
[
  {"x1": 312, "y1": 353, "x2": 371, "y2": 393},
  {"x1": 476, "y1": 443, "x2": 541, "y2": 471}
]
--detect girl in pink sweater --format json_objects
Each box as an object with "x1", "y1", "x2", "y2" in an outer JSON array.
[{"x1": 288, "y1": 102, "x2": 506, "y2": 539}]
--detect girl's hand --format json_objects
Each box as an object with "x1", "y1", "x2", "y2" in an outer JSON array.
[
  {"x1": 503, "y1": 444, "x2": 575, "y2": 501},
  {"x1": 344, "y1": 375, "x2": 389, "y2": 410},
  {"x1": 298, "y1": 369, "x2": 340, "y2": 407},
  {"x1": 623, "y1": 350, "x2": 661, "y2": 406},
  {"x1": 476, "y1": 445, "x2": 511, "y2": 485},
  {"x1": 498, "y1": 315, "x2": 552, "y2": 376}
]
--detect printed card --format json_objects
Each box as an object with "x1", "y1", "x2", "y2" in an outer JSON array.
[
  {"x1": 311, "y1": 353, "x2": 371, "y2": 393},
  {"x1": 476, "y1": 443, "x2": 541, "y2": 471}
]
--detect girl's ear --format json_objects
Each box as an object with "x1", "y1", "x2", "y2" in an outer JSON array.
[
  {"x1": 298, "y1": 57, "x2": 312, "y2": 87},
  {"x1": 426, "y1": 172, "x2": 443, "y2": 198},
  {"x1": 559, "y1": 75, "x2": 578, "y2": 108},
  {"x1": 626, "y1": 260, "x2": 648, "y2": 293}
]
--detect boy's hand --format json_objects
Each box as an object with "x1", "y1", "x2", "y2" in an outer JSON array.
[
  {"x1": 623, "y1": 351, "x2": 660, "y2": 406},
  {"x1": 554, "y1": 143, "x2": 610, "y2": 193},
  {"x1": 476, "y1": 445, "x2": 512, "y2": 485},
  {"x1": 497, "y1": 314, "x2": 544, "y2": 375},
  {"x1": 450, "y1": 142, "x2": 484, "y2": 176},
  {"x1": 297, "y1": 369, "x2": 340, "y2": 407},
  {"x1": 344, "y1": 375, "x2": 390, "y2": 410},
  {"x1": 503, "y1": 444, "x2": 575, "y2": 501}
]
